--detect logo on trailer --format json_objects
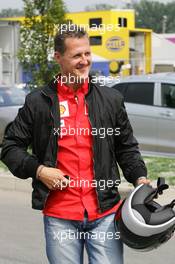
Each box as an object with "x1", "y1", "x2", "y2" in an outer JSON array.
[{"x1": 106, "y1": 37, "x2": 125, "y2": 52}]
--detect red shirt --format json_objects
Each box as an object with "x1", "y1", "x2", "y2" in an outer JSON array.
[{"x1": 43, "y1": 79, "x2": 121, "y2": 221}]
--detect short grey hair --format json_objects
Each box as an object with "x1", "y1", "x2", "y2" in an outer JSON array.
[{"x1": 54, "y1": 24, "x2": 88, "y2": 54}]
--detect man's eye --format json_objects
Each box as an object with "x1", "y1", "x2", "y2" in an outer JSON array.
[{"x1": 74, "y1": 54, "x2": 80, "y2": 58}]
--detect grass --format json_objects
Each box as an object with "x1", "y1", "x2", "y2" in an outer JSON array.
[
  {"x1": 0, "y1": 160, "x2": 8, "y2": 171},
  {"x1": 143, "y1": 156, "x2": 175, "y2": 185}
]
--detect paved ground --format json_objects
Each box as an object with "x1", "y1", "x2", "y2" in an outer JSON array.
[{"x1": 0, "y1": 171, "x2": 175, "y2": 264}]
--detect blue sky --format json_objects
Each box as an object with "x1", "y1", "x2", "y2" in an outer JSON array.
[{"x1": 0, "y1": 0, "x2": 173, "y2": 12}]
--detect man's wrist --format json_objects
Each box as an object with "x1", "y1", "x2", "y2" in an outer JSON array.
[
  {"x1": 135, "y1": 176, "x2": 147, "y2": 186},
  {"x1": 137, "y1": 176, "x2": 147, "y2": 181},
  {"x1": 36, "y1": 165, "x2": 45, "y2": 180}
]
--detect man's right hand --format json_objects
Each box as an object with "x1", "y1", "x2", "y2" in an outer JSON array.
[{"x1": 36, "y1": 166, "x2": 70, "y2": 191}]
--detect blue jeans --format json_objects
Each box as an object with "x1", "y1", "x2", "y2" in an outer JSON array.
[{"x1": 44, "y1": 212, "x2": 123, "y2": 264}]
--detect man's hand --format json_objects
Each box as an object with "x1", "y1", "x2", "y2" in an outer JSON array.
[
  {"x1": 36, "y1": 166, "x2": 70, "y2": 191},
  {"x1": 135, "y1": 177, "x2": 151, "y2": 187}
]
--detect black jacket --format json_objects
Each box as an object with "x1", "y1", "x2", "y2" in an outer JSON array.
[{"x1": 1, "y1": 77, "x2": 147, "y2": 212}]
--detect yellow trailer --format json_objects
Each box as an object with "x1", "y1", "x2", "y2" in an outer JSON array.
[
  {"x1": 66, "y1": 9, "x2": 152, "y2": 76},
  {"x1": 0, "y1": 9, "x2": 152, "y2": 79}
]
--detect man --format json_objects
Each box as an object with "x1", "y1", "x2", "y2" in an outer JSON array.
[{"x1": 1, "y1": 25, "x2": 150, "y2": 264}]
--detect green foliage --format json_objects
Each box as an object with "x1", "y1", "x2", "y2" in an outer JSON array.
[
  {"x1": 0, "y1": 8, "x2": 24, "y2": 17},
  {"x1": 164, "y1": 2, "x2": 175, "y2": 33},
  {"x1": 18, "y1": 0, "x2": 66, "y2": 88},
  {"x1": 134, "y1": 0, "x2": 175, "y2": 33}
]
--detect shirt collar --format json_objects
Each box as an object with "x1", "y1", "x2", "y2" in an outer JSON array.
[{"x1": 57, "y1": 75, "x2": 89, "y2": 96}]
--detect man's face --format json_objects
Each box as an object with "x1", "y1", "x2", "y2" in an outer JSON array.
[{"x1": 55, "y1": 36, "x2": 92, "y2": 82}]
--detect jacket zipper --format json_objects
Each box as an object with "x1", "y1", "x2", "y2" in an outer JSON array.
[
  {"x1": 41, "y1": 90, "x2": 59, "y2": 206},
  {"x1": 41, "y1": 90, "x2": 59, "y2": 167}
]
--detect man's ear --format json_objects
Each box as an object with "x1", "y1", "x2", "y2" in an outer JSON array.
[{"x1": 54, "y1": 51, "x2": 62, "y2": 64}]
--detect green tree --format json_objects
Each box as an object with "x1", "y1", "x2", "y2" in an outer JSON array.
[
  {"x1": 18, "y1": 0, "x2": 66, "y2": 88},
  {"x1": 134, "y1": 0, "x2": 166, "y2": 33},
  {"x1": 164, "y1": 2, "x2": 175, "y2": 33},
  {"x1": 133, "y1": 0, "x2": 175, "y2": 33},
  {"x1": 0, "y1": 8, "x2": 24, "y2": 17}
]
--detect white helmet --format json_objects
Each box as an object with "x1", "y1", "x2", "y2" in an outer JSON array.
[{"x1": 115, "y1": 178, "x2": 175, "y2": 251}]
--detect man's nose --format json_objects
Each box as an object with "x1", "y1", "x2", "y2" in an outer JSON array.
[{"x1": 80, "y1": 55, "x2": 89, "y2": 65}]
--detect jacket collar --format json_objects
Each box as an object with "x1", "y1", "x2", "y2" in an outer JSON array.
[
  {"x1": 41, "y1": 75, "x2": 58, "y2": 98},
  {"x1": 42, "y1": 74, "x2": 94, "y2": 98}
]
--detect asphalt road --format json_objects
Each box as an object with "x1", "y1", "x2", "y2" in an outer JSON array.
[{"x1": 0, "y1": 189, "x2": 175, "y2": 264}]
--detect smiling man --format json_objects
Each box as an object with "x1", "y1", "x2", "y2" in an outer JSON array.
[
  {"x1": 54, "y1": 33, "x2": 92, "y2": 88},
  {"x1": 1, "y1": 25, "x2": 149, "y2": 264}
]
